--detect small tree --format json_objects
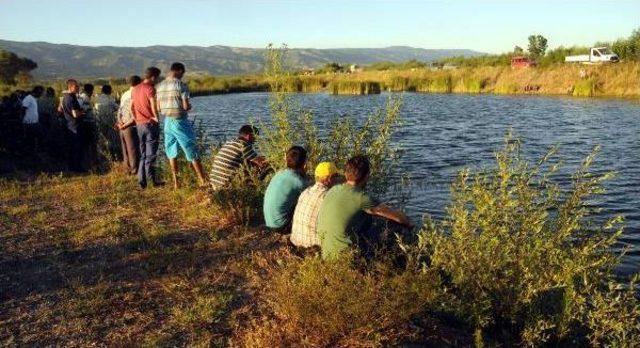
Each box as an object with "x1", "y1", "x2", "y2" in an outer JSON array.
[
  {"x1": 0, "y1": 50, "x2": 37, "y2": 85},
  {"x1": 513, "y1": 46, "x2": 524, "y2": 55},
  {"x1": 528, "y1": 34, "x2": 548, "y2": 58}
]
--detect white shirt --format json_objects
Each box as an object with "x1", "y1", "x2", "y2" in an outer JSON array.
[{"x1": 21, "y1": 94, "x2": 39, "y2": 124}]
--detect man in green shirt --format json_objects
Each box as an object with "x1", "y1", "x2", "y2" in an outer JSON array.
[
  {"x1": 263, "y1": 146, "x2": 308, "y2": 232},
  {"x1": 317, "y1": 155, "x2": 413, "y2": 260}
]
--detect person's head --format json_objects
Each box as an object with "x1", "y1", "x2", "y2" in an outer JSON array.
[
  {"x1": 129, "y1": 75, "x2": 142, "y2": 87},
  {"x1": 344, "y1": 155, "x2": 370, "y2": 186},
  {"x1": 170, "y1": 62, "x2": 186, "y2": 79},
  {"x1": 286, "y1": 146, "x2": 307, "y2": 172},
  {"x1": 101, "y1": 84, "x2": 112, "y2": 95},
  {"x1": 66, "y1": 79, "x2": 79, "y2": 93},
  {"x1": 238, "y1": 124, "x2": 258, "y2": 143},
  {"x1": 32, "y1": 85, "x2": 45, "y2": 98},
  {"x1": 315, "y1": 162, "x2": 339, "y2": 187},
  {"x1": 144, "y1": 67, "x2": 161, "y2": 83},
  {"x1": 46, "y1": 87, "x2": 55, "y2": 98},
  {"x1": 83, "y1": 83, "x2": 94, "y2": 96}
]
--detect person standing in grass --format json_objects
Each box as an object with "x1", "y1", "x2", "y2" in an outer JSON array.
[
  {"x1": 317, "y1": 155, "x2": 413, "y2": 260},
  {"x1": 156, "y1": 62, "x2": 207, "y2": 189},
  {"x1": 263, "y1": 146, "x2": 309, "y2": 233},
  {"x1": 290, "y1": 161, "x2": 340, "y2": 248},
  {"x1": 20, "y1": 85, "x2": 44, "y2": 153},
  {"x1": 94, "y1": 84, "x2": 121, "y2": 162},
  {"x1": 60, "y1": 79, "x2": 85, "y2": 172},
  {"x1": 131, "y1": 67, "x2": 162, "y2": 189},
  {"x1": 78, "y1": 84, "x2": 99, "y2": 170},
  {"x1": 116, "y1": 75, "x2": 141, "y2": 175}
]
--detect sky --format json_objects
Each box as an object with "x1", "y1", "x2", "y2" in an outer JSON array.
[{"x1": 0, "y1": 0, "x2": 638, "y2": 53}]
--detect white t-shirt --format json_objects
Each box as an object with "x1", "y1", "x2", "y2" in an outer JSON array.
[{"x1": 21, "y1": 94, "x2": 39, "y2": 124}]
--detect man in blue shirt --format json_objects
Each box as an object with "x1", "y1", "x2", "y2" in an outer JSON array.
[{"x1": 263, "y1": 146, "x2": 308, "y2": 232}]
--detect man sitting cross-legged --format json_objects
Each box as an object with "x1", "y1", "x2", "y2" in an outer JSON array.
[
  {"x1": 317, "y1": 155, "x2": 413, "y2": 260},
  {"x1": 209, "y1": 125, "x2": 267, "y2": 191},
  {"x1": 290, "y1": 162, "x2": 340, "y2": 248},
  {"x1": 263, "y1": 146, "x2": 309, "y2": 233}
]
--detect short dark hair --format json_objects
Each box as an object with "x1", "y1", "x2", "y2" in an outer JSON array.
[
  {"x1": 170, "y1": 62, "x2": 185, "y2": 72},
  {"x1": 83, "y1": 84, "x2": 94, "y2": 94},
  {"x1": 129, "y1": 75, "x2": 142, "y2": 87},
  {"x1": 145, "y1": 67, "x2": 161, "y2": 79},
  {"x1": 286, "y1": 146, "x2": 307, "y2": 170},
  {"x1": 46, "y1": 87, "x2": 55, "y2": 97},
  {"x1": 101, "y1": 85, "x2": 112, "y2": 95},
  {"x1": 239, "y1": 124, "x2": 258, "y2": 136},
  {"x1": 32, "y1": 85, "x2": 44, "y2": 95},
  {"x1": 345, "y1": 155, "x2": 370, "y2": 184}
]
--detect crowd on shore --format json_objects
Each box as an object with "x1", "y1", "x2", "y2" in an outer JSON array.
[{"x1": 0, "y1": 62, "x2": 413, "y2": 260}]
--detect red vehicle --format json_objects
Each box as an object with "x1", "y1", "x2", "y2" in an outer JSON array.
[{"x1": 511, "y1": 56, "x2": 536, "y2": 68}]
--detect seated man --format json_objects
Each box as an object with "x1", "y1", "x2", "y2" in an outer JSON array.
[
  {"x1": 290, "y1": 162, "x2": 339, "y2": 248},
  {"x1": 317, "y1": 155, "x2": 413, "y2": 260},
  {"x1": 209, "y1": 125, "x2": 266, "y2": 190},
  {"x1": 263, "y1": 146, "x2": 309, "y2": 232}
]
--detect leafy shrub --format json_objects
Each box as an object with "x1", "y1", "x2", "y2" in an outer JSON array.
[
  {"x1": 573, "y1": 78, "x2": 599, "y2": 97},
  {"x1": 259, "y1": 45, "x2": 404, "y2": 198},
  {"x1": 408, "y1": 135, "x2": 640, "y2": 345}
]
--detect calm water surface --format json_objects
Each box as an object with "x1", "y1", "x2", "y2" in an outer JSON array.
[{"x1": 191, "y1": 92, "x2": 639, "y2": 277}]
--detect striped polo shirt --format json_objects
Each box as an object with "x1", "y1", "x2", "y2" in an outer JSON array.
[
  {"x1": 156, "y1": 77, "x2": 189, "y2": 118},
  {"x1": 209, "y1": 138, "x2": 258, "y2": 190}
]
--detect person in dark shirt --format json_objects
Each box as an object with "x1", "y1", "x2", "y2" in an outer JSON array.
[{"x1": 61, "y1": 79, "x2": 85, "y2": 172}]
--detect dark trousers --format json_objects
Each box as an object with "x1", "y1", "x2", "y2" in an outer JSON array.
[
  {"x1": 66, "y1": 128, "x2": 83, "y2": 172},
  {"x1": 120, "y1": 126, "x2": 139, "y2": 174},
  {"x1": 22, "y1": 123, "x2": 43, "y2": 153},
  {"x1": 136, "y1": 122, "x2": 160, "y2": 187}
]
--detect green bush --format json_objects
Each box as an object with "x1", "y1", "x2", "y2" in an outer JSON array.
[
  {"x1": 429, "y1": 75, "x2": 452, "y2": 93},
  {"x1": 259, "y1": 45, "x2": 403, "y2": 198},
  {"x1": 573, "y1": 78, "x2": 599, "y2": 97},
  {"x1": 407, "y1": 135, "x2": 639, "y2": 345}
]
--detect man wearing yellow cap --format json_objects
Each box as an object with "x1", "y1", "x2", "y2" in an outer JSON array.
[{"x1": 290, "y1": 162, "x2": 340, "y2": 248}]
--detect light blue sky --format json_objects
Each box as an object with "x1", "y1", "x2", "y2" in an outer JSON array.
[{"x1": 0, "y1": 0, "x2": 638, "y2": 53}]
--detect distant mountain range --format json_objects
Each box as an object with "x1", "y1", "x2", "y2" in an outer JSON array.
[{"x1": 0, "y1": 39, "x2": 484, "y2": 79}]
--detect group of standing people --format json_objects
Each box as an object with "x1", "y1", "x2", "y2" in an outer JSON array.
[
  {"x1": 60, "y1": 63, "x2": 207, "y2": 188},
  {"x1": 0, "y1": 86, "x2": 58, "y2": 157}
]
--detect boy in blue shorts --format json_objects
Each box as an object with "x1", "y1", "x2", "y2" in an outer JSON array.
[{"x1": 157, "y1": 62, "x2": 207, "y2": 189}]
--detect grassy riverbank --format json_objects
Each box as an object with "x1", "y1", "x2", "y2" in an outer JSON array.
[
  {"x1": 2, "y1": 47, "x2": 638, "y2": 347},
  {"x1": 3, "y1": 62, "x2": 638, "y2": 99},
  {"x1": 2, "y1": 142, "x2": 638, "y2": 346},
  {"x1": 262, "y1": 61, "x2": 640, "y2": 97},
  {"x1": 0, "y1": 167, "x2": 472, "y2": 346}
]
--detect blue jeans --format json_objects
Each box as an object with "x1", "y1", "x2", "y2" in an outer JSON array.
[{"x1": 136, "y1": 122, "x2": 160, "y2": 187}]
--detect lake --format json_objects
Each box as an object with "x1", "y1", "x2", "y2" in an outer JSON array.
[{"x1": 191, "y1": 92, "x2": 639, "y2": 277}]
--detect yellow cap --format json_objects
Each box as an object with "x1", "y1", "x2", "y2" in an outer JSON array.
[{"x1": 315, "y1": 162, "x2": 338, "y2": 179}]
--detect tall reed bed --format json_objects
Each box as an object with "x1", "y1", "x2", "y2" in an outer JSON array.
[{"x1": 327, "y1": 80, "x2": 381, "y2": 95}]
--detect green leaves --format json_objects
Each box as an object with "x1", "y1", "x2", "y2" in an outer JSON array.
[{"x1": 410, "y1": 134, "x2": 639, "y2": 345}]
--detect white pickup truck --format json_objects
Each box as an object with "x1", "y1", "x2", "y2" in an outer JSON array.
[{"x1": 565, "y1": 47, "x2": 620, "y2": 64}]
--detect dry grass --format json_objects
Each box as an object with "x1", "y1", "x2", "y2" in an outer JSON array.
[
  {"x1": 0, "y1": 168, "x2": 287, "y2": 346},
  {"x1": 0, "y1": 167, "x2": 466, "y2": 346},
  {"x1": 297, "y1": 62, "x2": 640, "y2": 97}
]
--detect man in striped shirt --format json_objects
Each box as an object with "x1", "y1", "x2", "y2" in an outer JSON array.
[
  {"x1": 209, "y1": 125, "x2": 267, "y2": 190},
  {"x1": 157, "y1": 62, "x2": 207, "y2": 189}
]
